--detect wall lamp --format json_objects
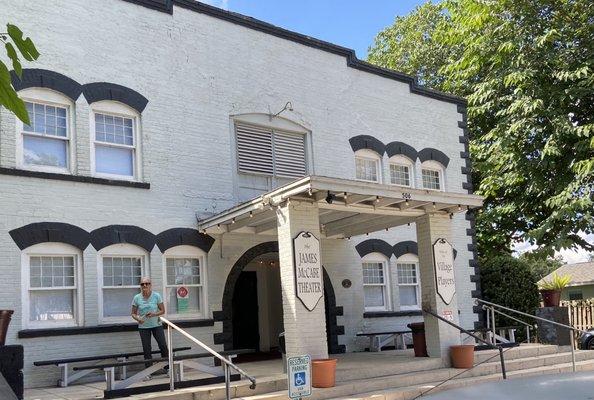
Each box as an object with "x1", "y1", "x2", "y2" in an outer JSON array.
[{"x1": 270, "y1": 101, "x2": 293, "y2": 120}]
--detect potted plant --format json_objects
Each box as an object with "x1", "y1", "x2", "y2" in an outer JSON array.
[
  {"x1": 450, "y1": 345, "x2": 475, "y2": 368},
  {"x1": 539, "y1": 272, "x2": 571, "y2": 307}
]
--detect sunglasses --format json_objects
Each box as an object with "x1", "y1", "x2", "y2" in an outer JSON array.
[{"x1": 140, "y1": 282, "x2": 151, "y2": 287}]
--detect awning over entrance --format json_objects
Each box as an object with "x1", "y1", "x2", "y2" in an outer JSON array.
[{"x1": 197, "y1": 176, "x2": 483, "y2": 238}]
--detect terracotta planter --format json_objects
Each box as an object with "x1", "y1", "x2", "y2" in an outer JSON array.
[
  {"x1": 0, "y1": 310, "x2": 14, "y2": 346},
  {"x1": 450, "y1": 345, "x2": 474, "y2": 369},
  {"x1": 312, "y1": 358, "x2": 337, "y2": 388},
  {"x1": 540, "y1": 289, "x2": 561, "y2": 307}
]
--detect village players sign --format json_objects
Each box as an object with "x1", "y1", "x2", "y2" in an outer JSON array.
[
  {"x1": 293, "y1": 231, "x2": 323, "y2": 311},
  {"x1": 433, "y1": 238, "x2": 456, "y2": 305}
]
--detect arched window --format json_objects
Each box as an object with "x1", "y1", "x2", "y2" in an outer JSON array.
[
  {"x1": 361, "y1": 252, "x2": 391, "y2": 311},
  {"x1": 421, "y1": 160, "x2": 445, "y2": 191},
  {"x1": 162, "y1": 245, "x2": 208, "y2": 318},
  {"x1": 16, "y1": 88, "x2": 75, "y2": 173},
  {"x1": 396, "y1": 253, "x2": 421, "y2": 310},
  {"x1": 90, "y1": 101, "x2": 141, "y2": 180},
  {"x1": 388, "y1": 155, "x2": 415, "y2": 187},
  {"x1": 97, "y1": 243, "x2": 148, "y2": 323},
  {"x1": 21, "y1": 242, "x2": 83, "y2": 328},
  {"x1": 355, "y1": 149, "x2": 382, "y2": 183}
]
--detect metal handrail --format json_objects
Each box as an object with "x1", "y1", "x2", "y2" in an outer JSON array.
[
  {"x1": 485, "y1": 306, "x2": 535, "y2": 343},
  {"x1": 476, "y1": 299, "x2": 590, "y2": 372},
  {"x1": 160, "y1": 317, "x2": 257, "y2": 398},
  {"x1": 422, "y1": 308, "x2": 507, "y2": 379}
]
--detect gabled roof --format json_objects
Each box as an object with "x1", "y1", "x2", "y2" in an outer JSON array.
[
  {"x1": 122, "y1": 0, "x2": 466, "y2": 106},
  {"x1": 539, "y1": 262, "x2": 594, "y2": 287}
]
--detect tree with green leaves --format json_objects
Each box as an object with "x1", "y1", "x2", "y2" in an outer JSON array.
[
  {"x1": 0, "y1": 24, "x2": 39, "y2": 125},
  {"x1": 368, "y1": 0, "x2": 594, "y2": 258}
]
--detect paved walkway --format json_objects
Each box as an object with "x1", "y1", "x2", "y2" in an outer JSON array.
[
  {"x1": 424, "y1": 370, "x2": 594, "y2": 399},
  {"x1": 24, "y1": 350, "x2": 427, "y2": 400}
]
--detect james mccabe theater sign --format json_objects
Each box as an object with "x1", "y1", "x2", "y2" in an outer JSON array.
[{"x1": 293, "y1": 231, "x2": 323, "y2": 311}]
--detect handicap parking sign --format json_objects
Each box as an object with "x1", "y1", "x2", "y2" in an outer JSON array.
[
  {"x1": 288, "y1": 355, "x2": 311, "y2": 399},
  {"x1": 294, "y1": 371, "x2": 306, "y2": 386}
]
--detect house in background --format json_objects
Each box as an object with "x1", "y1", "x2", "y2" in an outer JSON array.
[{"x1": 539, "y1": 262, "x2": 594, "y2": 301}]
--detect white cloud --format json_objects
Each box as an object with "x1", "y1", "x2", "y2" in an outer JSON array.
[{"x1": 512, "y1": 232, "x2": 593, "y2": 264}]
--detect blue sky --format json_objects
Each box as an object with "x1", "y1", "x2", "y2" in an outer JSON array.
[{"x1": 202, "y1": 0, "x2": 425, "y2": 59}]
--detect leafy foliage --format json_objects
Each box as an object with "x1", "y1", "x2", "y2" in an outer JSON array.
[
  {"x1": 519, "y1": 253, "x2": 563, "y2": 281},
  {"x1": 480, "y1": 254, "x2": 540, "y2": 326},
  {"x1": 368, "y1": 0, "x2": 594, "y2": 258},
  {"x1": 539, "y1": 271, "x2": 572, "y2": 290},
  {"x1": 0, "y1": 24, "x2": 39, "y2": 124}
]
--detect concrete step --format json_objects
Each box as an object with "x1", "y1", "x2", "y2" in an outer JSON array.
[
  {"x1": 235, "y1": 351, "x2": 594, "y2": 400},
  {"x1": 473, "y1": 344, "x2": 560, "y2": 364}
]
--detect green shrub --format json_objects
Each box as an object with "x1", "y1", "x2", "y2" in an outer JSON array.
[{"x1": 479, "y1": 254, "x2": 540, "y2": 332}]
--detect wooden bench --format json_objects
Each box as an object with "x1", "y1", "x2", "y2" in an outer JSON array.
[
  {"x1": 73, "y1": 348, "x2": 253, "y2": 399},
  {"x1": 33, "y1": 346, "x2": 191, "y2": 387},
  {"x1": 356, "y1": 330, "x2": 412, "y2": 352}
]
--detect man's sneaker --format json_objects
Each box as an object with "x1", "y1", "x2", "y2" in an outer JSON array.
[{"x1": 142, "y1": 375, "x2": 152, "y2": 382}]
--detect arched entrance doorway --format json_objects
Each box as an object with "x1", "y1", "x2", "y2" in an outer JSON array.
[{"x1": 213, "y1": 241, "x2": 345, "y2": 355}]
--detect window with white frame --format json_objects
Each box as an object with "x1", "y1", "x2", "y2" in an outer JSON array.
[
  {"x1": 98, "y1": 244, "x2": 146, "y2": 322},
  {"x1": 355, "y1": 149, "x2": 381, "y2": 182},
  {"x1": 421, "y1": 160, "x2": 445, "y2": 191},
  {"x1": 235, "y1": 122, "x2": 307, "y2": 179},
  {"x1": 21, "y1": 243, "x2": 83, "y2": 328},
  {"x1": 362, "y1": 252, "x2": 390, "y2": 311},
  {"x1": 91, "y1": 102, "x2": 140, "y2": 179},
  {"x1": 389, "y1": 155, "x2": 414, "y2": 187},
  {"x1": 163, "y1": 245, "x2": 207, "y2": 318},
  {"x1": 17, "y1": 89, "x2": 74, "y2": 172},
  {"x1": 396, "y1": 254, "x2": 421, "y2": 310}
]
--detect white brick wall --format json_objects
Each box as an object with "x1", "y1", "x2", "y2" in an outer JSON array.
[{"x1": 0, "y1": 0, "x2": 478, "y2": 387}]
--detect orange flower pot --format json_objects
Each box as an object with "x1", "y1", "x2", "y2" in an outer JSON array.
[
  {"x1": 450, "y1": 345, "x2": 475, "y2": 369},
  {"x1": 312, "y1": 358, "x2": 337, "y2": 388}
]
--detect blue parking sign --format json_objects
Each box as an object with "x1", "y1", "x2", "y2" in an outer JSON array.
[
  {"x1": 294, "y1": 372, "x2": 306, "y2": 386},
  {"x1": 288, "y1": 355, "x2": 311, "y2": 398}
]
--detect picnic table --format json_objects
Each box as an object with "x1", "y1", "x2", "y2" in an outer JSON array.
[
  {"x1": 356, "y1": 330, "x2": 412, "y2": 352},
  {"x1": 33, "y1": 346, "x2": 191, "y2": 387}
]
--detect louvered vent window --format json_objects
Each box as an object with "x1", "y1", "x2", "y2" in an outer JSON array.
[{"x1": 236, "y1": 123, "x2": 306, "y2": 178}]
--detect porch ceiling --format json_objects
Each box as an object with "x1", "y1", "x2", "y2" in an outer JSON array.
[{"x1": 197, "y1": 176, "x2": 483, "y2": 238}]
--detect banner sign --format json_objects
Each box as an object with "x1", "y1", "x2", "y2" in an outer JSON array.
[
  {"x1": 433, "y1": 238, "x2": 456, "y2": 305},
  {"x1": 176, "y1": 286, "x2": 189, "y2": 313},
  {"x1": 293, "y1": 231, "x2": 323, "y2": 311},
  {"x1": 288, "y1": 355, "x2": 311, "y2": 399}
]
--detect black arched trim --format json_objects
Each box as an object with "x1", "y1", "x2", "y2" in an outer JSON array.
[
  {"x1": 385, "y1": 141, "x2": 418, "y2": 161},
  {"x1": 155, "y1": 228, "x2": 215, "y2": 253},
  {"x1": 392, "y1": 241, "x2": 418, "y2": 258},
  {"x1": 90, "y1": 225, "x2": 155, "y2": 252},
  {"x1": 82, "y1": 82, "x2": 149, "y2": 113},
  {"x1": 213, "y1": 241, "x2": 344, "y2": 353},
  {"x1": 9, "y1": 222, "x2": 90, "y2": 251},
  {"x1": 355, "y1": 239, "x2": 393, "y2": 259},
  {"x1": 323, "y1": 268, "x2": 346, "y2": 354},
  {"x1": 349, "y1": 135, "x2": 385, "y2": 155},
  {"x1": 11, "y1": 69, "x2": 83, "y2": 101},
  {"x1": 214, "y1": 241, "x2": 279, "y2": 350},
  {"x1": 418, "y1": 148, "x2": 450, "y2": 168}
]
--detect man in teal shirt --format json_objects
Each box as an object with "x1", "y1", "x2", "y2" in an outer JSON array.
[{"x1": 131, "y1": 277, "x2": 168, "y2": 372}]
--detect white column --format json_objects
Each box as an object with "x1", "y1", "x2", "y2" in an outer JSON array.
[
  {"x1": 416, "y1": 213, "x2": 461, "y2": 360},
  {"x1": 277, "y1": 200, "x2": 328, "y2": 359}
]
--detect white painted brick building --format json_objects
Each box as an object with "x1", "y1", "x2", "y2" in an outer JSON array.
[{"x1": 0, "y1": 0, "x2": 481, "y2": 388}]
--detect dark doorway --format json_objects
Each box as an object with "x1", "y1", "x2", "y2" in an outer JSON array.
[{"x1": 232, "y1": 271, "x2": 260, "y2": 351}]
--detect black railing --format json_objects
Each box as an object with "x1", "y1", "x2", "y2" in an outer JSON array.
[{"x1": 422, "y1": 308, "x2": 507, "y2": 379}]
